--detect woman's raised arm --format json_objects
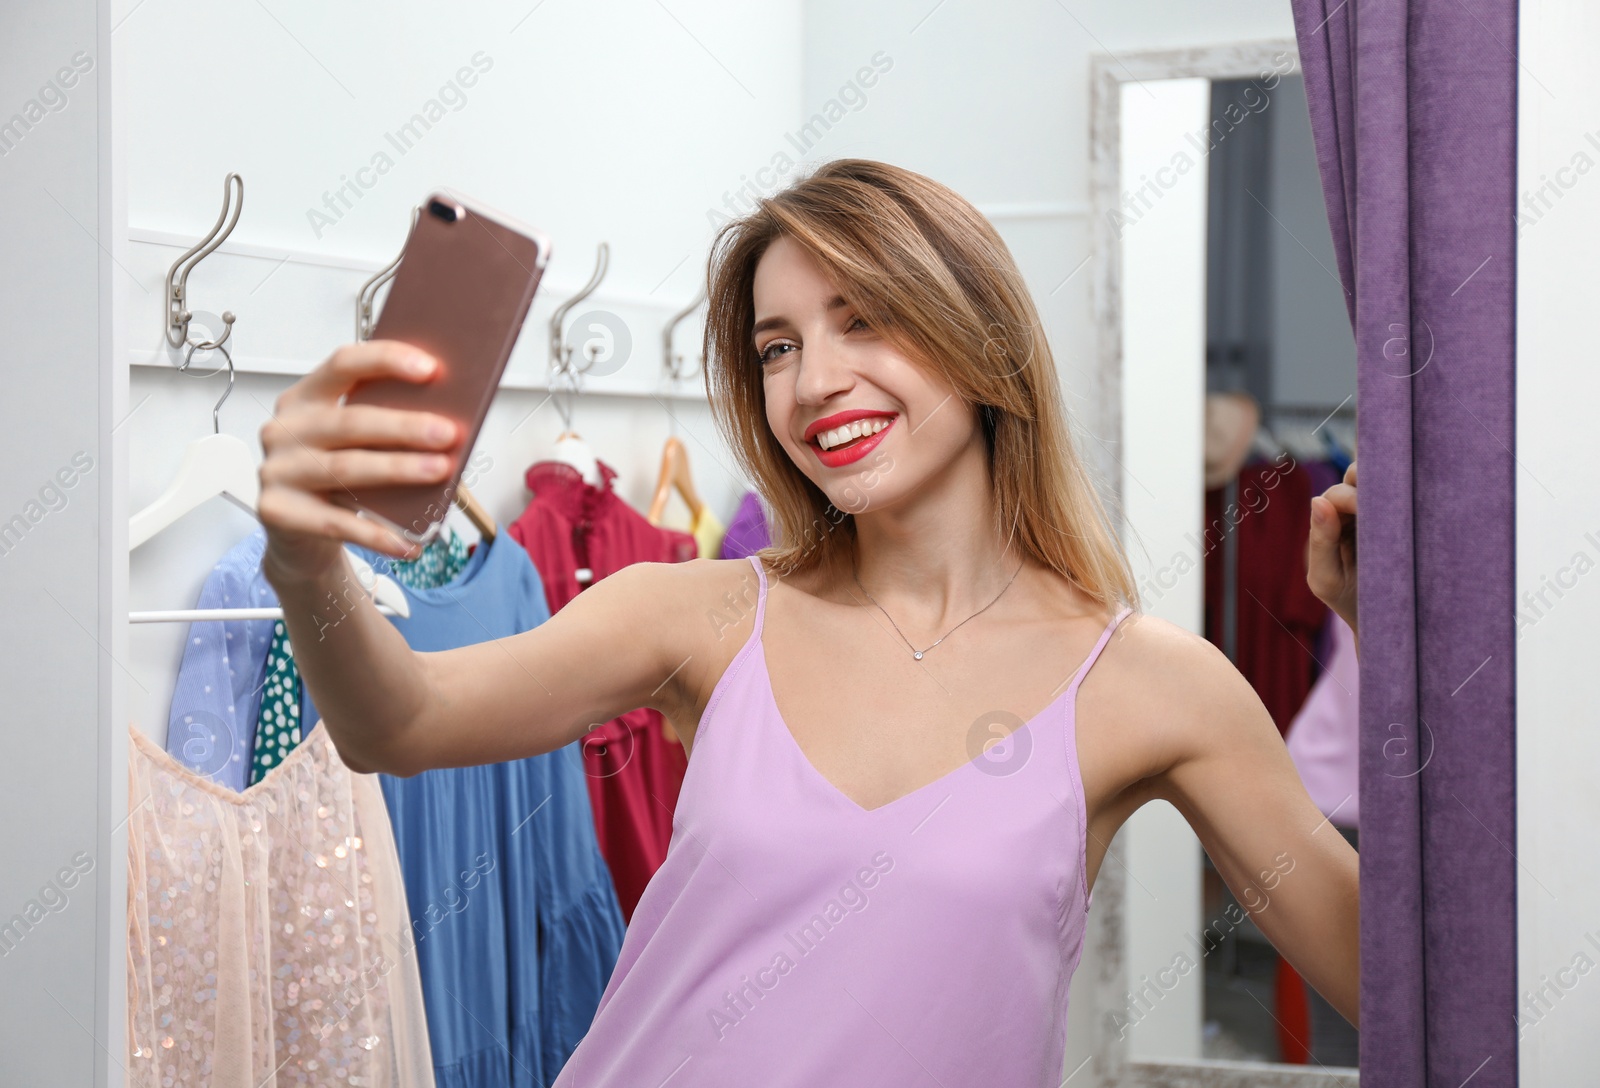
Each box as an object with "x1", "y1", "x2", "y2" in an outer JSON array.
[{"x1": 257, "y1": 340, "x2": 689, "y2": 777}]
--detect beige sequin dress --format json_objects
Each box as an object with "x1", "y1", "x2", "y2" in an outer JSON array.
[{"x1": 126, "y1": 722, "x2": 435, "y2": 1087}]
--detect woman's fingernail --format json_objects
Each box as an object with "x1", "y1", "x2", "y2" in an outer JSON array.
[{"x1": 410, "y1": 355, "x2": 435, "y2": 375}]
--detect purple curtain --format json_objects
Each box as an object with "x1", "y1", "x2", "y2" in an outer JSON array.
[{"x1": 1289, "y1": 1, "x2": 1518, "y2": 1084}]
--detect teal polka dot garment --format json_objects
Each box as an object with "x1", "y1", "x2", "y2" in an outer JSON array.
[
  {"x1": 248, "y1": 529, "x2": 472, "y2": 785},
  {"x1": 384, "y1": 526, "x2": 472, "y2": 592},
  {"x1": 247, "y1": 623, "x2": 303, "y2": 783}
]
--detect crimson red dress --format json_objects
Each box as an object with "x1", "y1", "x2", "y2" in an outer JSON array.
[
  {"x1": 1203, "y1": 458, "x2": 1329, "y2": 736},
  {"x1": 507, "y1": 459, "x2": 698, "y2": 922}
]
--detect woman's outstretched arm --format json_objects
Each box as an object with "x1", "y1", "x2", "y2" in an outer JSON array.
[
  {"x1": 258, "y1": 339, "x2": 689, "y2": 777},
  {"x1": 1117, "y1": 618, "x2": 1361, "y2": 1026}
]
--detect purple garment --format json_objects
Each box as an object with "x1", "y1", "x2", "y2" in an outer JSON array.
[
  {"x1": 555, "y1": 554, "x2": 1131, "y2": 1087},
  {"x1": 1292, "y1": 0, "x2": 1518, "y2": 1080},
  {"x1": 1302, "y1": 457, "x2": 1340, "y2": 500},
  {"x1": 718, "y1": 490, "x2": 771, "y2": 560},
  {"x1": 1286, "y1": 611, "x2": 1359, "y2": 829}
]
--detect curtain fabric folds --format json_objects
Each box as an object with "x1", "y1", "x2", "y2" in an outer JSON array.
[{"x1": 1288, "y1": 1, "x2": 1519, "y2": 1083}]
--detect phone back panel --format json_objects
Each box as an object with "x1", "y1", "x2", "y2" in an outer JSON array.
[{"x1": 335, "y1": 194, "x2": 548, "y2": 544}]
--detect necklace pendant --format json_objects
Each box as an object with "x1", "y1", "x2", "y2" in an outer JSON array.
[{"x1": 913, "y1": 651, "x2": 924, "y2": 660}]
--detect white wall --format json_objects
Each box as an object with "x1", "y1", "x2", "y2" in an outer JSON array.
[
  {"x1": 0, "y1": 0, "x2": 124, "y2": 1084},
  {"x1": 121, "y1": 0, "x2": 802, "y2": 292},
  {"x1": 1516, "y1": 0, "x2": 1600, "y2": 1077}
]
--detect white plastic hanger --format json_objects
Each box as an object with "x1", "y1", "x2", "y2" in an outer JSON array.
[
  {"x1": 128, "y1": 430, "x2": 261, "y2": 549},
  {"x1": 551, "y1": 432, "x2": 602, "y2": 488},
  {"x1": 128, "y1": 344, "x2": 410, "y2": 621}
]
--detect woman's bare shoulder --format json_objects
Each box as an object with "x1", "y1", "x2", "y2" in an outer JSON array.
[
  {"x1": 625, "y1": 557, "x2": 765, "y2": 740},
  {"x1": 1102, "y1": 610, "x2": 1233, "y2": 676},
  {"x1": 628, "y1": 555, "x2": 762, "y2": 638},
  {"x1": 1078, "y1": 609, "x2": 1252, "y2": 783},
  {"x1": 604, "y1": 554, "x2": 755, "y2": 601}
]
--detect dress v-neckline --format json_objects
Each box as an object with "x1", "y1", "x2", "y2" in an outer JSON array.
[{"x1": 754, "y1": 615, "x2": 1085, "y2": 817}]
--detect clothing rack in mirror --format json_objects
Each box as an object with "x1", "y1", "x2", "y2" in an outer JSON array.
[
  {"x1": 1253, "y1": 398, "x2": 1356, "y2": 464},
  {"x1": 1265, "y1": 399, "x2": 1356, "y2": 420}
]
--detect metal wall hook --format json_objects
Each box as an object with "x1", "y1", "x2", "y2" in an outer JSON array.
[
  {"x1": 357, "y1": 204, "x2": 422, "y2": 341},
  {"x1": 547, "y1": 242, "x2": 610, "y2": 378},
  {"x1": 166, "y1": 173, "x2": 244, "y2": 351},
  {"x1": 552, "y1": 359, "x2": 580, "y2": 434},
  {"x1": 662, "y1": 286, "x2": 706, "y2": 383},
  {"x1": 176, "y1": 335, "x2": 238, "y2": 435}
]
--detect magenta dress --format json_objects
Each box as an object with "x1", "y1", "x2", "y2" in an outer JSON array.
[{"x1": 555, "y1": 554, "x2": 1133, "y2": 1086}]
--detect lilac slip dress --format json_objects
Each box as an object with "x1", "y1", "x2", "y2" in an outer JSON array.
[{"x1": 555, "y1": 554, "x2": 1133, "y2": 1087}]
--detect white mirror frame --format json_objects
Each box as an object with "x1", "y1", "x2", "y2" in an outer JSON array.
[{"x1": 1086, "y1": 39, "x2": 1358, "y2": 1088}]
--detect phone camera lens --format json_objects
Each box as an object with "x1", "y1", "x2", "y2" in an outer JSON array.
[{"x1": 428, "y1": 198, "x2": 464, "y2": 222}]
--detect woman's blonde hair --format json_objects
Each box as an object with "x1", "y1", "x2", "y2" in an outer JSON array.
[{"x1": 702, "y1": 158, "x2": 1139, "y2": 614}]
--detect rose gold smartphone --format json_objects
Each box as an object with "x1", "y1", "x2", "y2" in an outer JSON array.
[{"x1": 332, "y1": 190, "x2": 550, "y2": 546}]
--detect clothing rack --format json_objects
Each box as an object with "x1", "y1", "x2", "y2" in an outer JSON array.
[{"x1": 130, "y1": 604, "x2": 404, "y2": 622}]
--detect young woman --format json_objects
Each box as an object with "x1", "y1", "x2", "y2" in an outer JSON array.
[{"x1": 258, "y1": 159, "x2": 1360, "y2": 1084}]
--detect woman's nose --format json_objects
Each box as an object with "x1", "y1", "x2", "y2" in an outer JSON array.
[{"x1": 792, "y1": 334, "x2": 854, "y2": 404}]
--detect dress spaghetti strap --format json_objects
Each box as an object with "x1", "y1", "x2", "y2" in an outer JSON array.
[
  {"x1": 1063, "y1": 603, "x2": 1134, "y2": 913},
  {"x1": 746, "y1": 553, "x2": 768, "y2": 632},
  {"x1": 689, "y1": 556, "x2": 770, "y2": 753},
  {"x1": 1070, "y1": 605, "x2": 1133, "y2": 696}
]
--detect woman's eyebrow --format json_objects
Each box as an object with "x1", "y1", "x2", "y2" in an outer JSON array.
[
  {"x1": 751, "y1": 295, "x2": 849, "y2": 341},
  {"x1": 750, "y1": 314, "x2": 789, "y2": 340}
]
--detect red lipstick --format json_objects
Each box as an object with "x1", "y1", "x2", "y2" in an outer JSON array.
[{"x1": 804, "y1": 409, "x2": 897, "y2": 468}]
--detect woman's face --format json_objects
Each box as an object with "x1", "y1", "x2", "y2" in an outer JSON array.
[{"x1": 750, "y1": 235, "x2": 979, "y2": 515}]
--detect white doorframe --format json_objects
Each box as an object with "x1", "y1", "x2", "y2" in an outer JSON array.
[{"x1": 1515, "y1": 0, "x2": 1600, "y2": 1078}]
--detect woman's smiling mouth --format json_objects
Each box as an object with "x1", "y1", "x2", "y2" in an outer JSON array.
[{"x1": 804, "y1": 411, "x2": 897, "y2": 467}]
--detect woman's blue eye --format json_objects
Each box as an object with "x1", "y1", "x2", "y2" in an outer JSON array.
[
  {"x1": 757, "y1": 317, "x2": 865, "y2": 364},
  {"x1": 757, "y1": 342, "x2": 795, "y2": 365}
]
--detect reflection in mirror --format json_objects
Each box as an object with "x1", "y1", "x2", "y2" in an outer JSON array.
[
  {"x1": 1197, "y1": 71, "x2": 1358, "y2": 1066},
  {"x1": 1093, "y1": 37, "x2": 1361, "y2": 1086}
]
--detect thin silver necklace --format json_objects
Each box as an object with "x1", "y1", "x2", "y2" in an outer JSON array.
[{"x1": 851, "y1": 555, "x2": 1025, "y2": 660}]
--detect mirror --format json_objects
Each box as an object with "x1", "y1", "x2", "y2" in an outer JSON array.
[{"x1": 1088, "y1": 39, "x2": 1360, "y2": 1083}]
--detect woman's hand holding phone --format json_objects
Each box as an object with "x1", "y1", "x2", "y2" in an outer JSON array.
[{"x1": 257, "y1": 339, "x2": 460, "y2": 584}]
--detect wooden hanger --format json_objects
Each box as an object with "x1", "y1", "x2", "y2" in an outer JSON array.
[
  {"x1": 645, "y1": 435, "x2": 705, "y2": 750},
  {"x1": 452, "y1": 483, "x2": 496, "y2": 541},
  {"x1": 646, "y1": 436, "x2": 706, "y2": 528}
]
